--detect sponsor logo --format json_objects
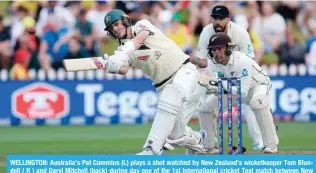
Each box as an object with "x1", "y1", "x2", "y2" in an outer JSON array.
[
  {"x1": 137, "y1": 55, "x2": 150, "y2": 61},
  {"x1": 218, "y1": 72, "x2": 224, "y2": 77},
  {"x1": 211, "y1": 37, "x2": 217, "y2": 42},
  {"x1": 12, "y1": 83, "x2": 69, "y2": 119},
  {"x1": 241, "y1": 68, "x2": 248, "y2": 77},
  {"x1": 247, "y1": 44, "x2": 253, "y2": 54},
  {"x1": 154, "y1": 51, "x2": 162, "y2": 60},
  {"x1": 91, "y1": 57, "x2": 104, "y2": 69}
]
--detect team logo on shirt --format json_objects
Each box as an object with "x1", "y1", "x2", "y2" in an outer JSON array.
[
  {"x1": 241, "y1": 68, "x2": 248, "y2": 77},
  {"x1": 247, "y1": 44, "x2": 253, "y2": 54}
]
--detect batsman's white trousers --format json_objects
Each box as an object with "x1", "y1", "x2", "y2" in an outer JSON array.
[{"x1": 143, "y1": 63, "x2": 201, "y2": 153}]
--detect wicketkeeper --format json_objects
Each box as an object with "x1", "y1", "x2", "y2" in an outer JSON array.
[
  {"x1": 190, "y1": 5, "x2": 264, "y2": 153},
  {"x1": 198, "y1": 32, "x2": 279, "y2": 154}
]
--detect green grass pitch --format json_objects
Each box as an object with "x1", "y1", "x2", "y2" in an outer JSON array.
[{"x1": 1, "y1": 122, "x2": 316, "y2": 172}]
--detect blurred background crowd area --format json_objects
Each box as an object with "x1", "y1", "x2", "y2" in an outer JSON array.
[{"x1": 1, "y1": 0, "x2": 316, "y2": 80}]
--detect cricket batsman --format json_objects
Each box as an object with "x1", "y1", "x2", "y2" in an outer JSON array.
[
  {"x1": 198, "y1": 32, "x2": 279, "y2": 154},
  {"x1": 102, "y1": 9, "x2": 206, "y2": 155},
  {"x1": 191, "y1": 5, "x2": 264, "y2": 153}
]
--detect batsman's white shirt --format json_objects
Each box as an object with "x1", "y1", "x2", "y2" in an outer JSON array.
[
  {"x1": 119, "y1": 19, "x2": 189, "y2": 85},
  {"x1": 216, "y1": 51, "x2": 271, "y2": 99}
]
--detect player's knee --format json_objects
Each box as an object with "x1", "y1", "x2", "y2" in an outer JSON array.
[
  {"x1": 158, "y1": 84, "x2": 184, "y2": 115},
  {"x1": 249, "y1": 94, "x2": 269, "y2": 110}
]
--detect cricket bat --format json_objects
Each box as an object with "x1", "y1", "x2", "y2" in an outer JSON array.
[{"x1": 63, "y1": 57, "x2": 107, "y2": 72}]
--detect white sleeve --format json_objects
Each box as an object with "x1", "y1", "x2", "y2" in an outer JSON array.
[
  {"x1": 238, "y1": 29, "x2": 255, "y2": 59},
  {"x1": 107, "y1": 51, "x2": 131, "y2": 73},
  {"x1": 133, "y1": 19, "x2": 155, "y2": 35},
  {"x1": 196, "y1": 27, "x2": 212, "y2": 59},
  {"x1": 235, "y1": 57, "x2": 253, "y2": 97}
]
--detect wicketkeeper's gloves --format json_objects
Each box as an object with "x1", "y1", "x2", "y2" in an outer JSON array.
[{"x1": 198, "y1": 76, "x2": 219, "y2": 95}]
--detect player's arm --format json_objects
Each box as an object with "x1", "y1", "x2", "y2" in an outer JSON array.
[
  {"x1": 119, "y1": 30, "x2": 150, "y2": 54},
  {"x1": 233, "y1": 60, "x2": 253, "y2": 98},
  {"x1": 120, "y1": 19, "x2": 155, "y2": 54},
  {"x1": 194, "y1": 28, "x2": 211, "y2": 68},
  {"x1": 239, "y1": 29, "x2": 255, "y2": 59},
  {"x1": 132, "y1": 30, "x2": 150, "y2": 50}
]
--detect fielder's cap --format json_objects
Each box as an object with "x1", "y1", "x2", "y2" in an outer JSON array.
[{"x1": 211, "y1": 5, "x2": 229, "y2": 18}]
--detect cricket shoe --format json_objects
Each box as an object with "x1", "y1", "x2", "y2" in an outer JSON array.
[
  {"x1": 163, "y1": 142, "x2": 175, "y2": 151},
  {"x1": 136, "y1": 147, "x2": 163, "y2": 155},
  {"x1": 199, "y1": 147, "x2": 220, "y2": 155},
  {"x1": 184, "y1": 130, "x2": 220, "y2": 155},
  {"x1": 263, "y1": 145, "x2": 278, "y2": 154},
  {"x1": 186, "y1": 146, "x2": 220, "y2": 155}
]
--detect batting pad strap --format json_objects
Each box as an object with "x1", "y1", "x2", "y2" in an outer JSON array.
[
  {"x1": 158, "y1": 99, "x2": 181, "y2": 115},
  {"x1": 249, "y1": 94, "x2": 269, "y2": 110}
]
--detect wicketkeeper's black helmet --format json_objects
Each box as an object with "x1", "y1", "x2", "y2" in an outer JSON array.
[{"x1": 208, "y1": 32, "x2": 233, "y2": 56}]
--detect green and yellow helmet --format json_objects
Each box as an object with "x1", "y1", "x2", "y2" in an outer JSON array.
[{"x1": 104, "y1": 9, "x2": 130, "y2": 31}]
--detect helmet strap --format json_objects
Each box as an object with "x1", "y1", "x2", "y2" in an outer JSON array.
[
  {"x1": 107, "y1": 31, "x2": 117, "y2": 40},
  {"x1": 121, "y1": 26, "x2": 128, "y2": 39}
]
